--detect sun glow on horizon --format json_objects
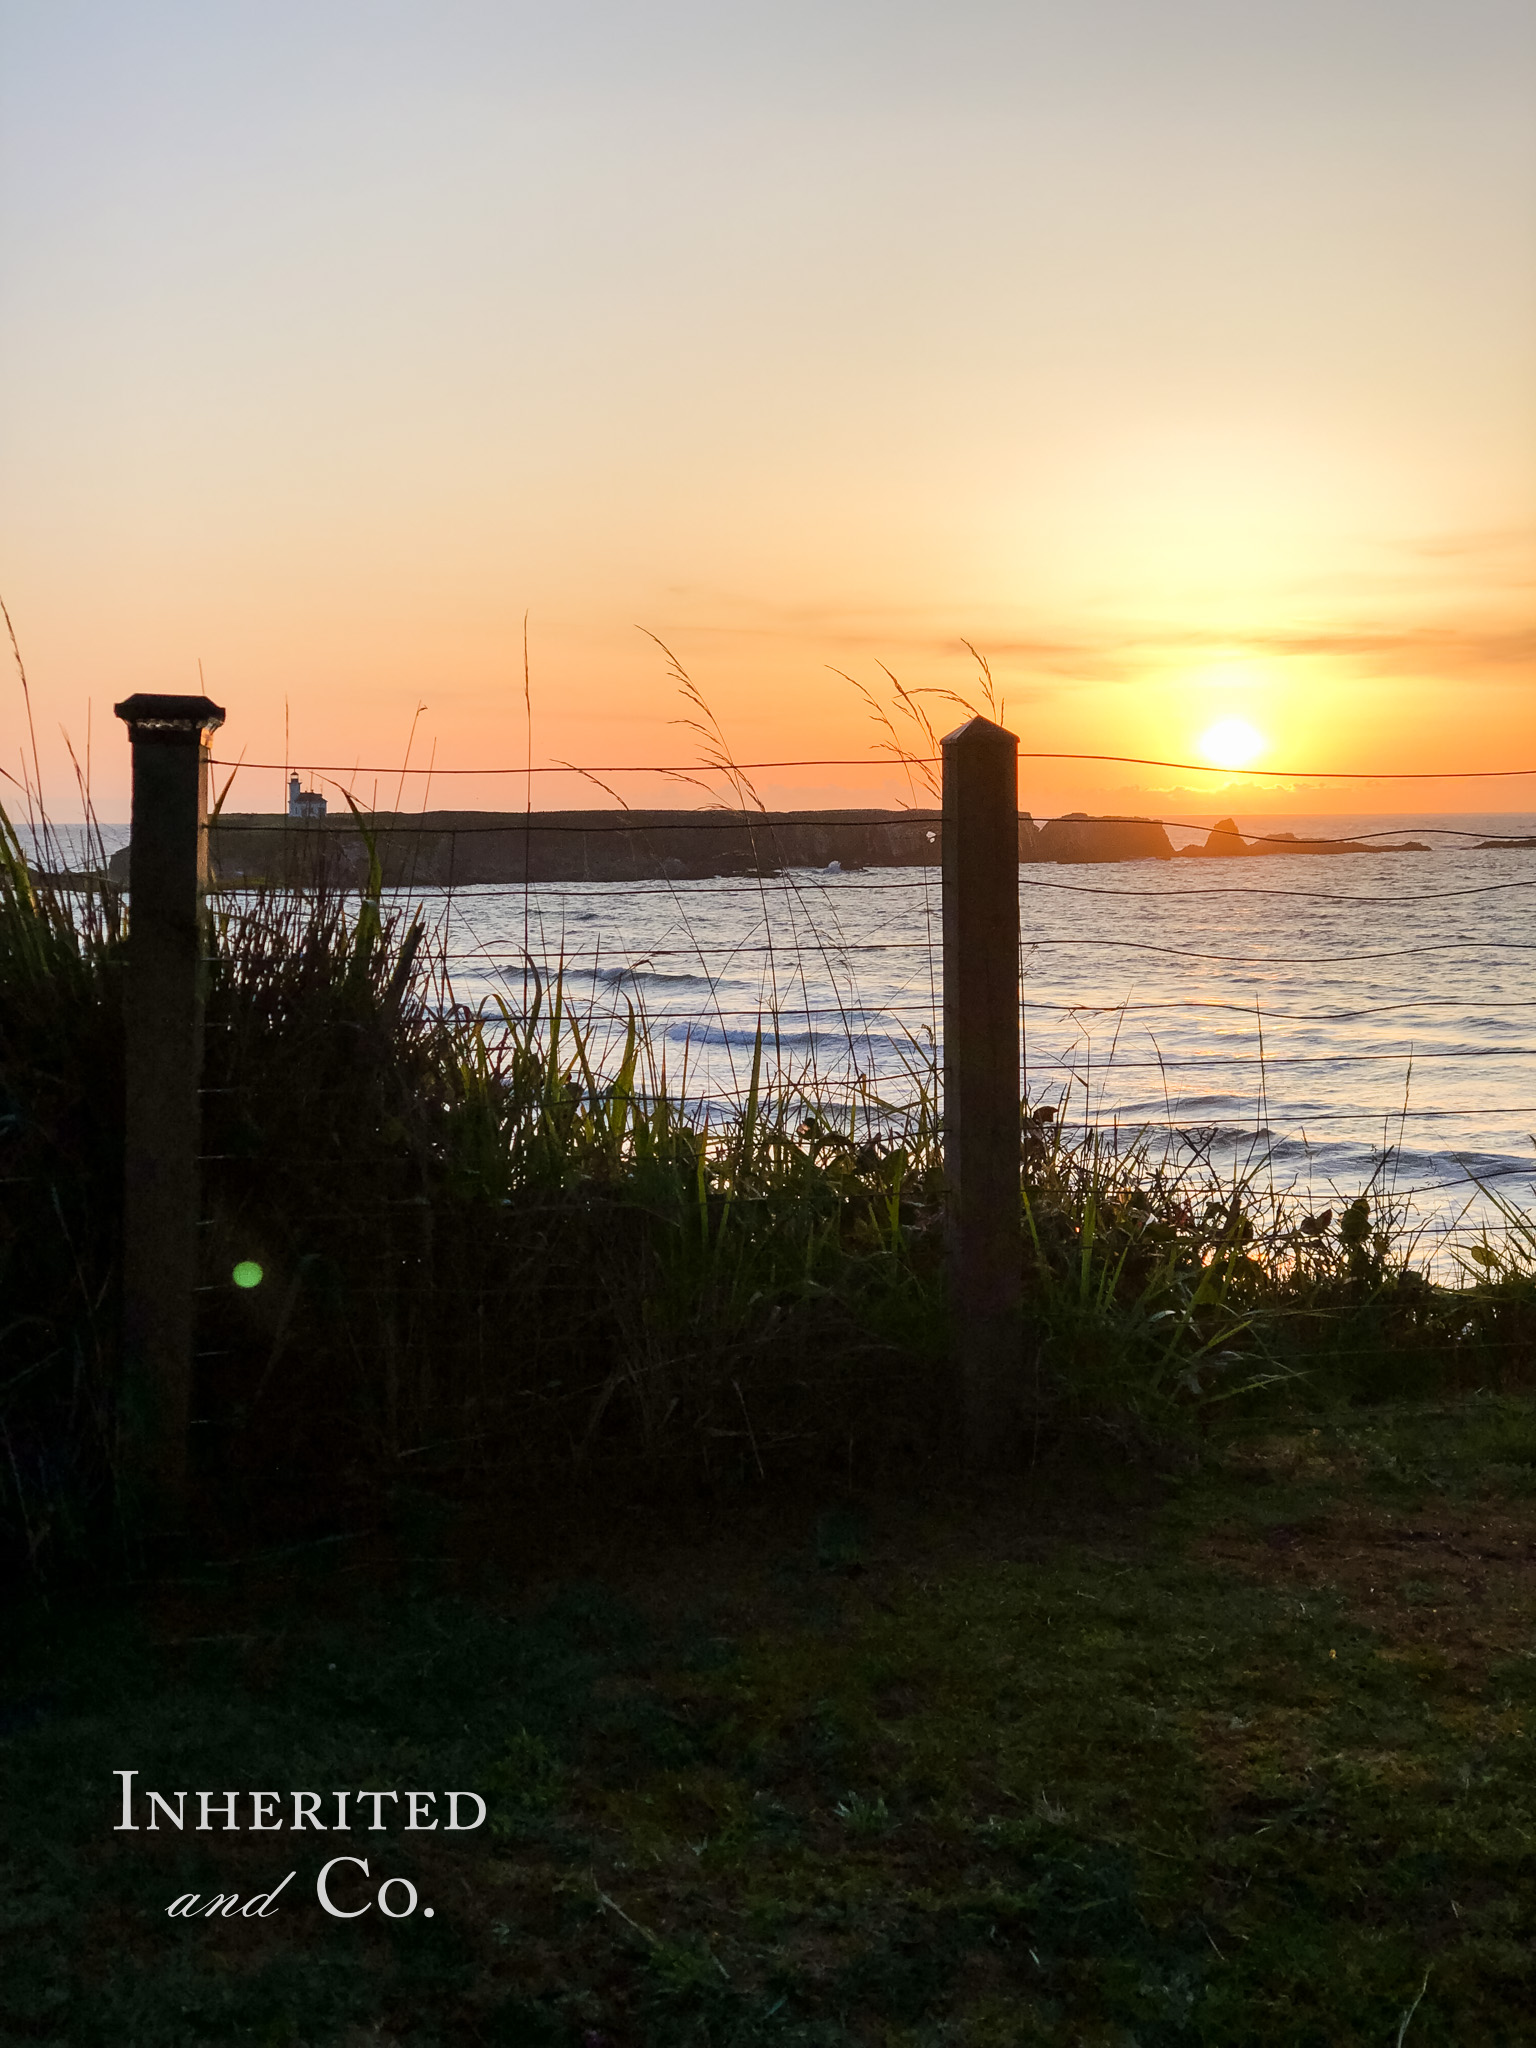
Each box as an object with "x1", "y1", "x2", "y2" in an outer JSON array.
[{"x1": 1198, "y1": 717, "x2": 1268, "y2": 771}]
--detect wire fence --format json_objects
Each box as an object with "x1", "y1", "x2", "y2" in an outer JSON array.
[
  {"x1": 173, "y1": 743, "x2": 1536, "y2": 1271},
  {"x1": 47, "y1": 733, "x2": 1535, "y2": 1275},
  {"x1": 24, "y1": 700, "x2": 1522, "y2": 1523}
]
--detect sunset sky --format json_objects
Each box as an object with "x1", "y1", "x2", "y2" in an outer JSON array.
[{"x1": 2, "y1": 1, "x2": 1533, "y2": 820}]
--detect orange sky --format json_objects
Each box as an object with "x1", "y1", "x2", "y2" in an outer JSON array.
[{"x1": 2, "y1": 2, "x2": 1533, "y2": 821}]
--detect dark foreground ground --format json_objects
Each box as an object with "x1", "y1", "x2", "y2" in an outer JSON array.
[{"x1": 4, "y1": 1395, "x2": 1535, "y2": 2046}]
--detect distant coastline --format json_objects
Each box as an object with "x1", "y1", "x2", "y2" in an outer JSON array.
[{"x1": 82, "y1": 806, "x2": 1523, "y2": 888}]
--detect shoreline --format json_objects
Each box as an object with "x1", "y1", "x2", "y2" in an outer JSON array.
[{"x1": 89, "y1": 807, "x2": 1470, "y2": 888}]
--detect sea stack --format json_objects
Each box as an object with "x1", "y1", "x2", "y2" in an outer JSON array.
[{"x1": 1201, "y1": 817, "x2": 1248, "y2": 857}]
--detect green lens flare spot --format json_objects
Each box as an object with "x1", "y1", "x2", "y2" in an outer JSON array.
[{"x1": 231, "y1": 1261, "x2": 264, "y2": 1290}]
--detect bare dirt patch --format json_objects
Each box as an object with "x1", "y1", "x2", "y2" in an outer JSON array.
[{"x1": 1193, "y1": 1500, "x2": 1536, "y2": 1676}]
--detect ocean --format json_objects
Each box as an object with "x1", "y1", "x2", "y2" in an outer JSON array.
[{"x1": 435, "y1": 811, "x2": 1536, "y2": 1261}]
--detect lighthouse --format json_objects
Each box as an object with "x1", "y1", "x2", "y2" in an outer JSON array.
[{"x1": 287, "y1": 774, "x2": 326, "y2": 820}]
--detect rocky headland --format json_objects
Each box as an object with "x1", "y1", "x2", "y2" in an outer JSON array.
[{"x1": 97, "y1": 807, "x2": 1460, "y2": 888}]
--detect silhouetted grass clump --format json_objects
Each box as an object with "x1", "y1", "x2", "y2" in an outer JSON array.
[
  {"x1": 192, "y1": 865, "x2": 948, "y2": 1551},
  {"x1": 0, "y1": 811, "x2": 123, "y2": 1571},
  {"x1": 2, "y1": 819, "x2": 1535, "y2": 1583}
]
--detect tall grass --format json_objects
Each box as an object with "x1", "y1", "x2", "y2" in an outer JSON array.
[
  {"x1": 0, "y1": 803, "x2": 123, "y2": 1571},
  {"x1": 2, "y1": 821, "x2": 1534, "y2": 1583},
  {"x1": 197, "y1": 867, "x2": 955, "y2": 1528}
]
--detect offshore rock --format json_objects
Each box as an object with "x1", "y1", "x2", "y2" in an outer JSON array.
[
  {"x1": 1198, "y1": 816, "x2": 1248, "y2": 857},
  {"x1": 1176, "y1": 822, "x2": 1430, "y2": 859},
  {"x1": 1034, "y1": 814, "x2": 1173, "y2": 864}
]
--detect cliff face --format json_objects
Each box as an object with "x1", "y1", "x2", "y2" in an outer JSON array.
[
  {"x1": 101, "y1": 807, "x2": 1225, "y2": 885},
  {"x1": 1034, "y1": 814, "x2": 1174, "y2": 863},
  {"x1": 105, "y1": 809, "x2": 955, "y2": 888}
]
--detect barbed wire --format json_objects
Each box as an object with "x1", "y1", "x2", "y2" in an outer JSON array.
[
  {"x1": 1020, "y1": 937, "x2": 1536, "y2": 962},
  {"x1": 1017, "y1": 875, "x2": 1536, "y2": 904},
  {"x1": 208, "y1": 866, "x2": 1536, "y2": 908},
  {"x1": 211, "y1": 812, "x2": 1536, "y2": 845},
  {"x1": 213, "y1": 750, "x2": 1536, "y2": 779},
  {"x1": 238, "y1": 932, "x2": 1529, "y2": 962}
]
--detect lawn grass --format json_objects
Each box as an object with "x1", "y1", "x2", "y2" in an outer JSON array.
[{"x1": 4, "y1": 1392, "x2": 1534, "y2": 2045}]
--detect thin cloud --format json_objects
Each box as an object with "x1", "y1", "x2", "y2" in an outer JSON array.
[
  {"x1": 959, "y1": 622, "x2": 1536, "y2": 681},
  {"x1": 1393, "y1": 527, "x2": 1536, "y2": 561},
  {"x1": 651, "y1": 584, "x2": 1535, "y2": 688}
]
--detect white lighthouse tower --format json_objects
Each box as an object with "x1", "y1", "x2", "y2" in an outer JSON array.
[{"x1": 287, "y1": 774, "x2": 326, "y2": 820}]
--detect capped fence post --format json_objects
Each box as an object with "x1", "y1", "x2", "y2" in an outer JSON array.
[
  {"x1": 942, "y1": 715, "x2": 1022, "y2": 1463},
  {"x1": 114, "y1": 692, "x2": 225, "y2": 1526}
]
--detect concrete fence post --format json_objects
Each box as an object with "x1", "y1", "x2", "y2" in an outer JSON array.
[
  {"x1": 941, "y1": 714, "x2": 1022, "y2": 1463},
  {"x1": 113, "y1": 692, "x2": 225, "y2": 1523}
]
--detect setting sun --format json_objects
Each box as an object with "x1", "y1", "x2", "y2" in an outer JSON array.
[{"x1": 1198, "y1": 718, "x2": 1267, "y2": 771}]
